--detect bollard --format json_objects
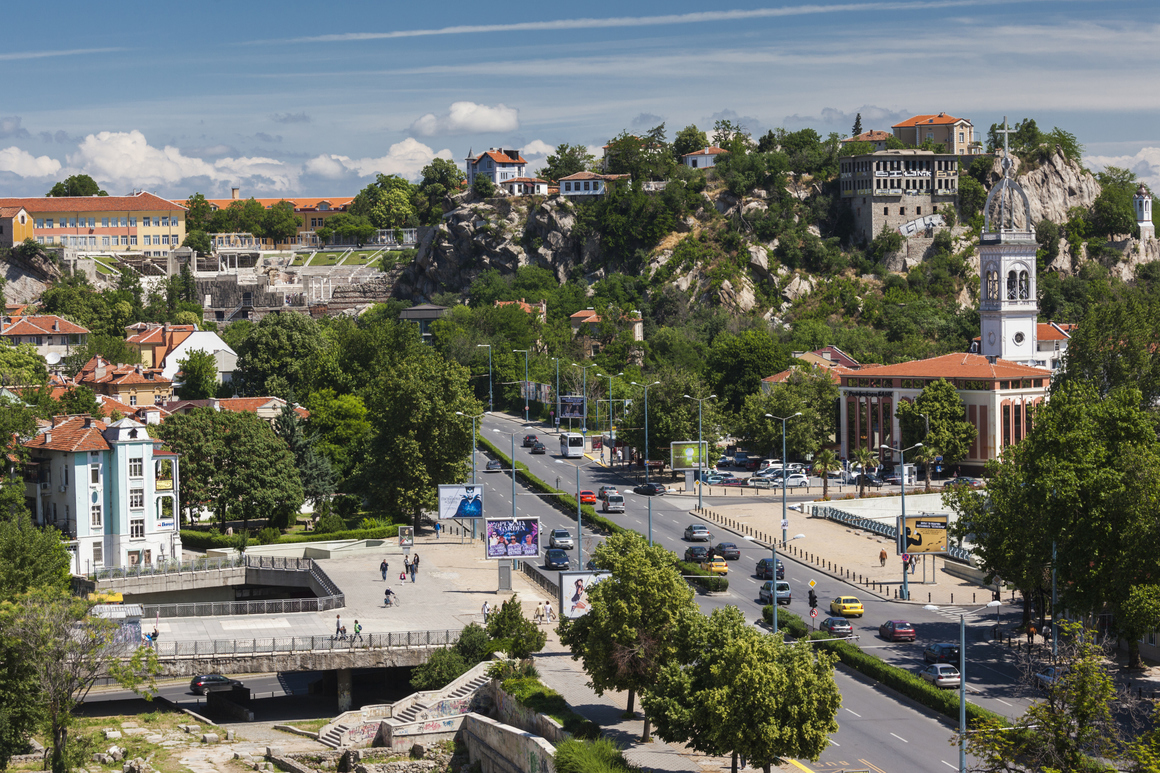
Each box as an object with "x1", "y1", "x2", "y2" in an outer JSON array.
[
  {"x1": 894, "y1": 588, "x2": 898, "y2": 599},
  {"x1": 951, "y1": 593, "x2": 954, "y2": 604},
  {"x1": 973, "y1": 593, "x2": 976, "y2": 603},
  {"x1": 929, "y1": 593, "x2": 931, "y2": 603}
]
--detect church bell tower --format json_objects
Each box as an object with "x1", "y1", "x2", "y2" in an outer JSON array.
[{"x1": 978, "y1": 117, "x2": 1040, "y2": 367}]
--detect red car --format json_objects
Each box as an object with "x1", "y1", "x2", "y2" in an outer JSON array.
[
  {"x1": 579, "y1": 490, "x2": 597, "y2": 504},
  {"x1": 879, "y1": 620, "x2": 916, "y2": 642}
]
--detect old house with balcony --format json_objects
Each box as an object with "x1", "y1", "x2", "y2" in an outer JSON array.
[
  {"x1": 77, "y1": 356, "x2": 173, "y2": 407},
  {"x1": 0, "y1": 315, "x2": 89, "y2": 364}
]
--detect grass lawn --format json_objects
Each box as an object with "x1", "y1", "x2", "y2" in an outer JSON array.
[
  {"x1": 10, "y1": 707, "x2": 193, "y2": 772},
  {"x1": 310, "y1": 252, "x2": 345, "y2": 267},
  {"x1": 344, "y1": 250, "x2": 382, "y2": 265},
  {"x1": 281, "y1": 718, "x2": 329, "y2": 733},
  {"x1": 93, "y1": 262, "x2": 116, "y2": 275}
]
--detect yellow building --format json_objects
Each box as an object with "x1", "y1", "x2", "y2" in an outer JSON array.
[
  {"x1": 0, "y1": 192, "x2": 186, "y2": 255},
  {"x1": 200, "y1": 188, "x2": 355, "y2": 248},
  {"x1": 76, "y1": 356, "x2": 174, "y2": 407},
  {"x1": 0, "y1": 206, "x2": 35, "y2": 248}
]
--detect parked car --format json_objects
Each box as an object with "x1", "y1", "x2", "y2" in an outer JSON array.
[
  {"x1": 579, "y1": 490, "x2": 597, "y2": 504},
  {"x1": 755, "y1": 557, "x2": 784, "y2": 580},
  {"x1": 719, "y1": 478, "x2": 749, "y2": 487},
  {"x1": 1034, "y1": 666, "x2": 1067, "y2": 690},
  {"x1": 756, "y1": 458, "x2": 781, "y2": 471},
  {"x1": 684, "y1": 524, "x2": 711, "y2": 541},
  {"x1": 777, "y1": 473, "x2": 810, "y2": 488},
  {"x1": 603, "y1": 494, "x2": 625, "y2": 513},
  {"x1": 853, "y1": 473, "x2": 884, "y2": 489},
  {"x1": 924, "y1": 642, "x2": 960, "y2": 663},
  {"x1": 713, "y1": 542, "x2": 741, "y2": 560},
  {"x1": 634, "y1": 482, "x2": 666, "y2": 496},
  {"x1": 544, "y1": 549, "x2": 570, "y2": 570},
  {"x1": 819, "y1": 617, "x2": 855, "y2": 638},
  {"x1": 522, "y1": 434, "x2": 538, "y2": 447},
  {"x1": 919, "y1": 663, "x2": 961, "y2": 689},
  {"x1": 879, "y1": 620, "x2": 917, "y2": 642},
  {"x1": 743, "y1": 458, "x2": 760, "y2": 471},
  {"x1": 485, "y1": 460, "x2": 504, "y2": 472},
  {"x1": 190, "y1": 674, "x2": 242, "y2": 695},
  {"x1": 549, "y1": 529, "x2": 574, "y2": 549},
  {"x1": 684, "y1": 546, "x2": 709, "y2": 563},
  {"x1": 597, "y1": 486, "x2": 618, "y2": 501},
  {"x1": 759, "y1": 580, "x2": 791, "y2": 605},
  {"x1": 733, "y1": 451, "x2": 750, "y2": 468},
  {"x1": 749, "y1": 477, "x2": 777, "y2": 489},
  {"x1": 530, "y1": 442, "x2": 547, "y2": 455},
  {"x1": 882, "y1": 472, "x2": 902, "y2": 485},
  {"x1": 703, "y1": 475, "x2": 728, "y2": 485},
  {"x1": 829, "y1": 596, "x2": 864, "y2": 617},
  {"x1": 700, "y1": 558, "x2": 729, "y2": 575}
]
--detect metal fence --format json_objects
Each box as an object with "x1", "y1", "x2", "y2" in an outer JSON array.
[
  {"x1": 153, "y1": 628, "x2": 462, "y2": 659},
  {"x1": 91, "y1": 554, "x2": 246, "y2": 580},
  {"x1": 520, "y1": 561, "x2": 560, "y2": 600},
  {"x1": 813, "y1": 505, "x2": 972, "y2": 562},
  {"x1": 142, "y1": 596, "x2": 344, "y2": 619}
]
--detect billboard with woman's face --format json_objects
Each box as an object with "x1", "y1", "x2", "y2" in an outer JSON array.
[
  {"x1": 485, "y1": 518, "x2": 541, "y2": 559},
  {"x1": 558, "y1": 570, "x2": 612, "y2": 618}
]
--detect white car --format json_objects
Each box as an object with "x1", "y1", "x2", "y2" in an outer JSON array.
[
  {"x1": 549, "y1": 529, "x2": 574, "y2": 549},
  {"x1": 778, "y1": 474, "x2": 810, "y2": 488}
]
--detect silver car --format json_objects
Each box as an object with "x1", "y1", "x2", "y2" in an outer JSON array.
[
  {"x1": 549, "y1": 529, "x2": 574, "y2": 549},
  {"x1": 684, "y1": 524, "x2": 711, "y2": 541},
  {"x1": 603, "y1": 494, "x2": 625, "y2": 513}
]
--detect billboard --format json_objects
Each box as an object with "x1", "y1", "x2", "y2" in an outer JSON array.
[
  {"x1": 559, "y1": 395, "x2": 585, "y2": 419},
  {"x1": 437, "y1": 484, "x2": 484, "y2": 520},
  {"x1": 898, "y1": 514, "x2": 949, "y2": 555},
  {"x1": 485, "y1": 517, "x2": 541, "y2": 559},
  {"x1": 558, "y1": 570, "x2": 612, "y2": 619},
  {"x1": 398, "y1": 526, "x2": 414, "y2": 549},
  {"x1": 670, "y1": 440, "x2": 711, "y2": 471}
]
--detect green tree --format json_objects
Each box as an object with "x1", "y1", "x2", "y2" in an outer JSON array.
[
  {"x1": 351, "y1": 174, "x2": 417, "y2": 228},
  {"x1": 0, "y1": 513, "x2": 71, "y2": 600},
  {"x1": 410, "y1": 647, "x2": 469, "y2": 690},
  {"x1": 604, "y1": 125, "x2": 672, "y2": 181},
  {"x1": 47, "y1": 175, "x2": 106, "y2": 197},
  {"x1": 618, "y1": 369, "x2": 719, "y2": 467},
  {"x1": 851, "y1": 447, "x2": 875, "y2": 498},
  {"x1": 559, "y1": 531, "x2": 698, "y2": 741},
  {"x1": 56, "y1": 386, "x2": 100, "y2": 417},
  {"x1": 273, "y1": 403, "x2": 336, "y2": 505},
  {"x1": 182, "y1": 230, "x2": 212, "y2": 256},
  {"x1": 712, "y1": 119, "x2": 753, "y2": 156},
  {"x1": 260, "y1": 200, "x2": 303, "y2": 243},
  {"x1": 236, "y1": 312, "x2": 326, "y2": 399},
  {"x1": 0, "y1": 342, "x2": 47, "y2": 386},
  {"x1": 867, "y1": 224, "x2": 903, "y2": 262},
  {"x1": 895, "y1": 379, "x2": 975, "y2": 468},
  {"x1": 705, "y1": 329, "x2": 789, "y2": 414},
  {"x1": 958, "y1": 175, "x2": 986, "y2": 221},
  {"x1": 315, "y1": 213, "x2": 375, "y2": 245},
  {"x1": 485, "y1": 595, "x2": 546, "y2": 659},
  {"x1": 184, "y1": 193, "x2": 212, "y2": 232},
  {"x1": 1119, "y1": 585, "x2": 1160, "y2": 670},
  {"x1": 851, "y1": 113, "x2": 863, "y2": 137},
  {"x1": 416, "y1": 158, "x2": 466, "y2": 224},
  {"x1": 304, "y1": 389, "x2": 371, "y2": 481},
  {"x1": 538, "y1": 143, "x2": 597, "y2": 182},
  {"x1": 811, "y1": 449, "x2": 838, "y2": 500},
  {"x1": 471, "y1": 174, "x2": 495, "y2": 199},
  {"x1": 672, "y1": 125, "x2": 710, "y2": 160},
  {"x1": 644, "y1": 606, "x2": 840, "y2": 773},
  {"x1": 735, "y1": 365, "x2": 838, "y2": 459},
  {"x1": 62, "y1": 334, "x2": 141, "y2": 378},
  {"x1": 175, "y1": 348, "x2": 218, "y2": 400}
]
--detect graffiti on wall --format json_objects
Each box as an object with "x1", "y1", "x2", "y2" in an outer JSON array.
[{"x1": 344, "y1": 722, "x2": 381, "y2": 744}]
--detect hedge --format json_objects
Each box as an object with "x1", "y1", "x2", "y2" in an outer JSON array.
[
  {"x1": 180, "y1": 524, "x2": 400, "y2": 550},
  {"x1": 676, "y1": 560, "x2": 729, "y2": 592},
  {"x1": 501, "y1": 676, "x2": 601, "y2": 739},
  {"x1": 761, "y1": 605, "x2": 809, "y2": 638}
]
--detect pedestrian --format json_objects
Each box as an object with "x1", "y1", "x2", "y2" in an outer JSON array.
[
  {"x1": 151, "y1": 627, "x2": 160, "y2": 648},
  {"x1": 434, "y1": 522, "x2": 441, "y2": 539},
  {"x1": 380, "y1": 558, "x2": 388, "y2": 581},
  {"x1": 544, "y1": 599, "x2": 555, "y2": 623},
  {"x1": 879, "y1": 548, "x2": 887, "y2": 567},
  {"x1": 534, "y1": 602, "x2": 544, "y2": 625},
  {"x1": 352, "y1": 619, "x2": 363, "y2": 644},
  {"x1": 911, "y1": 556, "x2": 918, "y2": 575},
  {"x1": 411, "y1": 554, "x2": 420, "y2": 581},
  {"x1": 335, "y1": 614, "x2": 342, "y2": 638},
  {"x1": 403, "y1": 554, "x2": 411, "y2": 579},
  {"x1": 1028, "y1": 625, "x2": 1037, "y2": 649},
  {"x1": 482, "y1": 601, "x2": 491, "y2": 623}
]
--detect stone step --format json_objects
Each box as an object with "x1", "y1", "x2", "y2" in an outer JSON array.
[{"x1": 319, "y1": 723, "x2": 349, "y2": 749}]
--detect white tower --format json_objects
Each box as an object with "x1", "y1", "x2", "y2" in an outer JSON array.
[
  {"x1": 978, "y1": 117, "x2": 1040, "y2": 367},
  {"x1": 1135, "y1": 184, "x2": 1154, "y2": 240}
]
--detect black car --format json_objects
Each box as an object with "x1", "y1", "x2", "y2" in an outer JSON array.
[
  {"x1": 924, "y1": 642, "x2": 960, "y2": 663},
  {"x1": 544, "y1": 549, "x2": 570, "y2": 570},
  {"x1": 634, "y1": 482, "x2": 666, "y2": 496},
  {"x1": 854, "y1": 473, "x2": 884, "y2": 489},
  {"x1": 684, "y1": 546, "x2": 709, "y2": 563},
  {"x1": 530, "y1": 442, "x2": 547, "y2": 455},
  {"x1": 522, "y1": 434, "x2": 538, "y2": 447},
  {"x1": 190, "y1": 674, "x2": 242, "y2": 695},
  {"x1": 755, "y1": 557, "x2": 784, "y2": 580},
  {"x1": 485, "y1": 460, "x2": 504, "y2": 472},
  {"x1": 714, "y1": 542, "x2": 741, "y2": 560}
]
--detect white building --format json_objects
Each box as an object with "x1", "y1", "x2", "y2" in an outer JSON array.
[
  {"x1": 558, "y1": 172, "x2": 630, "y2": 198},
  {"x1": 1137, "y1": 184, "x2": 1155, "y2": 241},
  {"x1": 465, "y1": 148, "x2": 527, "y2": 187},
  {"x1": 160, "y1": 331, "x2": 237, "y2": 385},
  {"x1": 0, "y1": 315, "x2": 90, "y2": 364},
  {"x1": 498, "y1": 177, "x2": 549, "y2": 196},
  {"x1": 681, "y1": 146, "x2": 728, "y2": 169}
]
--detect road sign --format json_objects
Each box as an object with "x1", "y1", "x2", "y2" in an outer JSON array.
[
  {"x1": 781, "y1": 519, "x2": 789, "y2": 529},
  {"x1": 808, "y1": 579, "x2": 816, "y2": 588},
  {"x1": 810, "y1": 608, "x2": 818, "y2": 618}
]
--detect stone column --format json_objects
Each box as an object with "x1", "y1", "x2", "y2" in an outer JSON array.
[{"x1": 337, "y1": 668, "x2": 352, "y2": 712}]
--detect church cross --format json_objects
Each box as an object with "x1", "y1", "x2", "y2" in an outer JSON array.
[{"x1": 995, "y1": 116, "x2": 1015, "y2": 157}]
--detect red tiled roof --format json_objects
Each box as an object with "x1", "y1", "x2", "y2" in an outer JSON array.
[
  {"x1": 0, "y1": 206, "x2": 27, "y2": 218},
  {"x1": 24, "y1": 415, "x2": 110, "y2": 452},
  {"x1": 847, "y1": 352, "x2": 1050, "y2": 380},
  {"x1": 763, "y1": 364, "x2": 853, "y2": 386},
  {"x1": 570, "y1": 309, "x2": 600, "y2": 320},
  {"x1": 495, "y1": 298, "x2": 544, "y2": 315},
  {"x1": 77, "y1": 356, "x2": 170, "y2": 387},
  {"x1": 125, "y1": 323, "x2": 196, "y2": 347},
  {"x1": 200, "y1": 196, "x2": 354, "y2": 211},
  {"x1": 682, "y1": 146, "x2": 728, "y2": 157},
  {"x1": 1, "y1": 315, "x2": 89, "y2": 337},
  {"x1": 892, "y1": 113, "x2": 969, "y2": 128},
  {"x1": 558, "y1": 171, "x2": 630, "y2": 181},
  {"x1": 500, "y1": 177, "x2": 547, "y2": 185},
  {"x1": 475, "y1": 150, "x2": 526, "y2": 165},
  {"x1": 163, "y1": 396, "x2": 308, "y2": 419},
  {"x1": 843, "y1": 130, "x2": 892, "y2": 143},
  {"x1": 0, "y1": 192, "x2": 185, "y2": 214}
]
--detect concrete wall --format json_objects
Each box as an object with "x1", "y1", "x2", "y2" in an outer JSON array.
[
  {"x1": 461, "y1": 714, "x2": 556, "y2": 773},
  {"x1": 492, "y1": 681, "x2": 568, "y2": 744},
  {"x1": 154, "y1": 644, "x2": 443, "y2": 678},
  {"x1": 812, "y1": 492, "x2": 949, "y2": 523},
  {"x1": 126, "y1": 586, "x2": 237, "y2": 604}
]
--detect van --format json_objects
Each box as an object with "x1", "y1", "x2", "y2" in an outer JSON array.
[
  {"x1": 603, "y1": 494, "x2": 625, "y2": 513},
  {"x1": 757, "y1": 459, "x2": 781, "y2": 471},
  {"x1": 733, "y1": 451, "x2": 750, "y2": 468}
]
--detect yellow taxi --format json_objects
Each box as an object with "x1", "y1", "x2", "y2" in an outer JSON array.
[
  {"x1": 699, "y1": 558, "x2": 729, "y2": 575},
  {"x1": 829, "y1": 596, "x2": 864, "y2": 618}
]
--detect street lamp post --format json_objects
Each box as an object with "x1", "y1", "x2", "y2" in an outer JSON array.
[
  {"x1": 514, "y1": 349, "x2": 530, "y2": 422},
  {"x1": 766, "y1": 412, "x2": 802, "y2": 545},
  {"x1": 476, "y1": 344, "x2": 493, "y2": 413},
  {"x1": 492, "y1": 424, "x2": 534, "y2": 589},
  {"x1": 456, "y1": 410, "x2": 489, "y2": 542},
  {"x1": 555, "y1": 458, "x2": 592, "y2": 568},
  {"x1": 550, "y1": 357, "x2": 561, "y2": 432},
  {"x1": 884, "y1": 441, "x2": 922, "y2": 601},
  {"x1": 596, "y1": 371, "x2": 622, "y2": 461},
  {"x1": 632, "y1": 381, "x2": 661, "y2": 483},
  {"x1": 685, "y1": 394, "x2": 716, "y2": 510},
  {"x1": 573, "y1": 363, "x2": 597, "y2": 438},
  {"x1": 746, "y1": 533, "x2": 805, "y2": 635}
]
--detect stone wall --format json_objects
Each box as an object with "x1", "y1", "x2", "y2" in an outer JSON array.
[
  {"x1": 491, "y1": 681, "x2": 567, "y2": 744},
  {"x1": 460, "y1": 715, "x2": 556, "y2": 773}
]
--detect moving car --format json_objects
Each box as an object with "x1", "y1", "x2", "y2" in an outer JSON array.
[
  {"x1": 579, "y1": 490, "x2": 597, "y2": 504},
  {"x1": 829, "y1": 596, "x2": 864, "y2": 617},
  {"x1": 713, "y1": 542, "x2": 741, "y2": 560},
  {"x1": 530, "y1": 442, "x2": 547, "y2": 455},
  {"x1": 700, "y1": 557, "x2": 729, "y2": 575},
  {"x1": 1034, "y1": 666, "x2": 1067, "y2": 690},
  {"x1": 597, "y1": 486, "x2": 618, "y2": 501},
  {"x1": 684, "y1": 546, "x2": 709, "y2": 563},
  {"x1": 544, "y1": 549, "x2": 570, "y2": 570},
  {"x1": 602, "y1": 494, "x2": 625, "y2": 513},
  {"x1": 522, "y1": 434, "x2": 538, "y2": 448},
  {"x1": 549, "y1": 529, "x2": 574, "y2": 549},
  {"x1": 190, "y1": 674, "x2": 242, "y2": 695},
  {"x1": 485, "y1": 460, "x2": 504, "y2": 472},
  {"x1": 634, "y1": 482, "x2": 666, "y2": 496},
  {"x1": 879, "y1": 620, "x2": 917, "y2": 642},
  {"x1": 759, "y1": 580, "x2": 792, "y2": 605},
  {"x1": 854, "y1": 473, "x2": 884, "y2": 489},
  {"x1": 755, "y1": 558, "x2": 784, "y2": 580},
  {"x1": 924, "y1": 642, "x2": 960, "y2": 663},
  {"x1": 919, "y1": 663, "x2": 961, "y2": 689},
  {"x1": 684, "y1": 524, "x2": 711, "y2": 541},
  {"x1": 819, "y1": 617, "x2": 855, "y2": 638}
]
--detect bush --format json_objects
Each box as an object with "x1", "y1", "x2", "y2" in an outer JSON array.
[
  {"x1": 314, "y1": 511, "x2": 346, "y2": 534},
  {"x1": 761, "y1": 605, "x2": 809, "y2": 638},
  {"x1": 454, "y1": 623, "x2": 493, "y2": 665},
  {"x1": 256, "y1": 527, "x2": 282, "y2": 545},
  {"x1": 333, "y1": 494, "x2": 362, "y2": 519},
  {"x1": 555, "y1": 738, "x2": 636, "y2": 773},
  {"x1": 472, "y1": 175, "x2": 496, "y2": 198},
  {"x1": 486, "y1": 658, "x2": 539, "y2": 681},
  {"x1": 675, "y1": 560, "x2": 729, "y2": 592},
  {"x1": 502, "y1": 677, "x2": 600, "y2": 740},
  {"x1": 411, "y1": 648, "x2": 469, "y2": 690},
  {"x1": 486, "y1": 595, "x2": 547, "y2": 659}
]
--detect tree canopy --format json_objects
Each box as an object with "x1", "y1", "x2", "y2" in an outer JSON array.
[{"x1": 47, "y1": 175, "x2": 106, "y2": 197}]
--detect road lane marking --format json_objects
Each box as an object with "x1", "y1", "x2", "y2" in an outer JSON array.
[
  {"x1": 844, "y1": 708, "x2": 861, "y2": 717},
  {"x1": 890, "y1": 732, "x2": 908, "y2": 743},
  {"x1": 860, "y1": 759, "x2": 888, "y2": 773},
  {"x1": 786, "y1": 761, "x2": 813, "y2": 772},
  {"x1": 942, "y1": 761, "x2": 956, "y2": 769},
  {"x1": 995, "y1": 698, "x2": 1013, "y2": 706},
  {"x1": 828, "y1": 739, "x2": 839, "y2": 746}
]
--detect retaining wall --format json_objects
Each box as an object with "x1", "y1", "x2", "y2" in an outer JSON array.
[
  {"x1": 492, "y1": 681, "x2": 568, "y2": 744},
  {"x1": 461, "y1": 715, "x2": 556, "y2": 773}
]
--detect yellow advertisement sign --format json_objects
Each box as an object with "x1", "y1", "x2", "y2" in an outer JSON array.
[{"x1": 900, "y1": 514, "x2": 949, "y2": 555}]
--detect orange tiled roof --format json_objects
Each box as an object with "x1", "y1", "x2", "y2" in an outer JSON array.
[
  {"x1": 843, "y1": 130, "x2": 892, "y2": 143},
  {"x1": 570, "y1": 309, "x2": 600, "y2": 320},
  {"x1": 764, "y1": 364, "x2": 855, "y2": 386},
  {"x1": 559, "y1": 171, "x2": 630, "y2": 181},
  {"x1": 682, "y1": 146, "x2": 728, "y2": 157},
  {"x1": 474, "y1": 150, "x2": 526, "y2": 165},
  {"x1": 892, "y1": 113, "x2": 969, "y2": 128},
  {"x1": 0, "y1": 206, "x2": 27, "y2": 218},
  {"x1": 125, "y1": 323, "x2": 196, "y2": 347},
  {"x1": 77, "y1": 356, "x2": 171, "y2": 387},
  {"x1": 1, "y1": 315, "x2": 89, "y2": 337},
  {"x1": 848, "y1": 352, "x2": 1050, "y2": 380},
  {"x1": 4, "y1": 304, "x2": 30, "y2": 316},
  {"x1": 24, "y1": 415, "x2": 109, "y2": 452},
  {"x1": 0, "y1": 192, "x2": 185, "y2": 214},
  {"x1": 200, "y1": 196, "x2": 354, "y2": 212},
  {"x1": 500, "y1": 177, "x2": 547, "y2": 185},
  {"x1": 163, "y1": 396, "x2": 308, "y2": 419}
]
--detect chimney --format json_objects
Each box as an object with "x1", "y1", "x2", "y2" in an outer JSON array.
[
  {"x1": 210, "y1": 399, "x2": 221, "y2": 411},
  {"x1": 44, "y1": 430, "x2": 51, "y2": 444},
  {"x1": 231, "y1": 187, "x2": 240, "y2": 200},
  {"x1": 83, "y1": 417, "x2": 92, "y2": 429},
  {"x1": 52, "y1": 319, "x2": 59, "y2": 331}
]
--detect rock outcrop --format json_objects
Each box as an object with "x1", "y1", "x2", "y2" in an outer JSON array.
[{"x1": 983, "y1": 148, "x2": 1100, "y2": 227}]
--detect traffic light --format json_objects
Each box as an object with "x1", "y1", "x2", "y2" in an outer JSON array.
[{"x1": 808, "y1": 589, "x2": 818, "y2": 609}]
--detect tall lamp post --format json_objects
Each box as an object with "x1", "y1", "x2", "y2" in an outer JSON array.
[
  {"x1": 476, "y1": 344, "x2": 493, "y2": 413},
  {"x1": 492, "y1": 425, "x2": 534, "y2": 589},
  {"x1": 555, "y1": 458, "x2": 595, "y2": 567},
  {"x1": 514, "y1": 349, "x2": 530, "y2": 422},
  {"x1": 746, "y1": 533, "x2": 805, "y2": 634},
  {"x1": 884, "y1": 441, "x2": 922, "y2": 601},
  {"x1": 766, "y1": 412, "x2": 802, "y2": 545},
  {"x1": 596, "y1": 371, "x2": 623, "y2": 458},
  {"x1": 925, "y1": 601, "x2": 1001, "y2": 773},
  {"x1": 631, "y1": 381, "x2": 661, "y2": 482},
  {"x1": 684, "y1": 394, "x2": 716, "y2": 510},
  {"x1": 573, "y1": 363, "x2": 597, "y2": 437},
  {"x1": 550, "y1": 357, "x2": 561, "y2": 432},
  {"x1": 456, "y1": 410, "x2": 489, "y2": 541}
]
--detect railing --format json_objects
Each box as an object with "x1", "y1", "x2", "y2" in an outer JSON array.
[
  {"x1": 142, "y1": 596, "x2": 343, "y2": 618},
  {"x1": 520, "y1": 561, "x2": 560, "y2": 600},
  {"x1": 91, "y1": 554, "x2": 246, "y2": 580},
  {"x1": 812, "y1": 505, "x2": 972, "y2": 562},
  {"x1": 153, "y1": 628, "x2": 462, "y2": 659}
]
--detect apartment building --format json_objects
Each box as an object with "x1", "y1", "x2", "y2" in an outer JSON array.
[
  {"x1": 891, "y1": 113, "x2": 981, "y2": 155},
  {"x1": 839, "y1": 149, "x2": 960, "y2": 242},
  {"x1": 0, "y1": 192, "x2": 187, "y2": 256},
  {"x1": 464, "y1": 149, "x2": 527, "y2": 187}
]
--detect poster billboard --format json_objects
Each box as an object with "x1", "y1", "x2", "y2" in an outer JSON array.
[
  {"x1": 398, "y1": 526, "x2": 414, "y2": 549},
  {"x1": 670, "y1": 440, "x2": 711, "y2": 471},
  {"x1": 558, "y1": 570, "x2": 612, "y2": 619},
  {"x1": 559, "y1": 395, "x2": 585, "y2": 419},
  {"x1": 437, "y1": 484, "x2": 484, "y2": 520},
  {"x1": 897, "y1": 514, "x2": 948, "y2": 555},
  {"x1": 485, "y1": 517, "x2": 541, "y2": 559}
]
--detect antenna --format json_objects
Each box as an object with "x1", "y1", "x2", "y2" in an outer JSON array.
[{"x1": 46, "y1": 353, "x2": 62, "y2": 366}]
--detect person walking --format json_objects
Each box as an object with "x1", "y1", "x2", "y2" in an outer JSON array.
[
  {"x1": 879, "y1": 548, "x2": 887, "y2": 567},
  {"x1": 380, "y1": 558, "x2": 389, "y2": 581},
  {"x1": 534, "y1": 602, "x2": 544, "y2": 625},
  {"x1": 335, "y1": 614, "x2": 342, "y2": 638},
  {"x1": 352, "y1": 619, "x2": 363, "y2": 644},
  {"x1": 403, "y1": 554, "x2": 411, "y2": 581},
  {"x1": 1027, "y1": 624, "x2": 1037, "y2": 651},
  {"x1": 482, "y1": 601, "x2": 491, "y2": 623},
  {"x1": 411, "y1": 554, "x2": 420, "y2": 582},
  {"x1": 434, "y1": 522, "x2": 441, "y2": 539},
  {"x1": 544, "y1": 600, "x2": 555, "y2": 623}
]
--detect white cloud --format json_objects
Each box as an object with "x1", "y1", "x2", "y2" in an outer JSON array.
[
  {"x1": 1087, "y1": 147, "x2": 1160, "y2": 192},
  {"x1": 519, "y1": 140, "x2": 555, "y2": 175},
  {"x1": 0, "y1": 146, "x2": 61, "y2": 177},
  {"x1": 409, "y1": 102, "x2": 519, "y2": 137},
  {"x1": 304, "y1": 138, "x2": 451, "y2": 181}
]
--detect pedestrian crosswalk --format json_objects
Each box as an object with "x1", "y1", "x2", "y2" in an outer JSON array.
[{"x1": 928, "y1": 605, "x2": 981, "y2": 621}]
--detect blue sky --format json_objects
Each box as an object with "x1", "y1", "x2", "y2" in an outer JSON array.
[{"x1": 1, "y1": 0, "x2": 1157, "y2": 198}]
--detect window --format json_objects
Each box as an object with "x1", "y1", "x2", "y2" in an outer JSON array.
[
  {"x1": 916, "y1": 207, "x2": 922, "y2": 215},
  {"x1": 1018, "y1": 270, "x2": 1030, "y2": 299},
  {"x1": 143, "y1": 217, "x2": 151, "y2": 227},
  {"x1": 900, "y1": 207, "x2": 906, "y2": 215},
  {"x1": 46, "y1": 218, "x2": 53, "y2": 228},
  {"x1": 584, "y1": 181, "x2": 591, "y2": 191},
  {"x1": 130, "y1": 488, "x2": 144, "y2": 509},
  {"x1": 121, "y1": 235, "x2": 128, "y2": 245},
  {"x1": 63, "y1": 464, "x2": 69, "y2": 487},
  {"x1": 130, "y1": 236, "x2": 137, "y2": 246},
  {"x1": 91, "y1": 504, "x2": 102, "y2": 527},
  {"x1": 35, "y1": 218, "x2": 43, "y2": 228},
  {"x1": 102, "y1": 217, "x2": 109, "y2": 227},
  {"x1": 89, "y1": 236, "x2": 96, "y2": 247},
  {"x1": 154, "y1": 394, "x2": 165, "y2": 405},
  {"x1": 143, "y1": 235, "x2": 151, "y2": 246},
  {"x1": 92, "y1": 542, "x2": 102, "y2": 566},
  {"x1": 120, "y1": 217, "x2": 128, "y2": 227},
  {"x1": 130, "y1": 518, "x2": 144, "y2": 539},
  {"x1": 101, "y1": 236, "x2": 109, "y2": 246},
  {"x1": 88, "y1": 218, "x2": 96, "y2": 228},
  {"x1": 130, "y1": 394, "x2": 137, "y2": 406},
  {"x1": 883, "y1": 207, "x2": 889, "y2": 215},
  {"x1": 1007, "y1": 270, "x2": 1017, "y2": 300},
  {"x1": 90, "y1": 462, "x2": 100, "y2": 485},
  {"x1": 161, "y1": 216, "x2": 169, "y2": 226},
  {"x1": 129, "y1": 457, "x2": 143, "y2": 478},
  {"x1": 162, "y1": 235, "x2": 171, "y2": 245},
  {"x1": 129, "y1": 217, "x2": 136, "y2": 227}
]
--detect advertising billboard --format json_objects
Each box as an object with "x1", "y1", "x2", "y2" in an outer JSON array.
[
  {"x1": 558, "y1": 570, "x2": 612, "y2": 619},
  {"x1": 437, "y1": 484, "x2": 484, "y2": 520},
  {"x1": 559, "y1": 395, "x2": 585, "y2": 419},
  {"x1": 485, "y1": 517, "x2": 541, "y2": 560},
  {"x1": 670, "y1": 440, "x2": 711, "y2": 471},
  {"x1": 398, "y1": 526, "x2": 414, "y2": 549},
  {"x1": 898, "y1": 514, "x2": 949, "y2": 555}
]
